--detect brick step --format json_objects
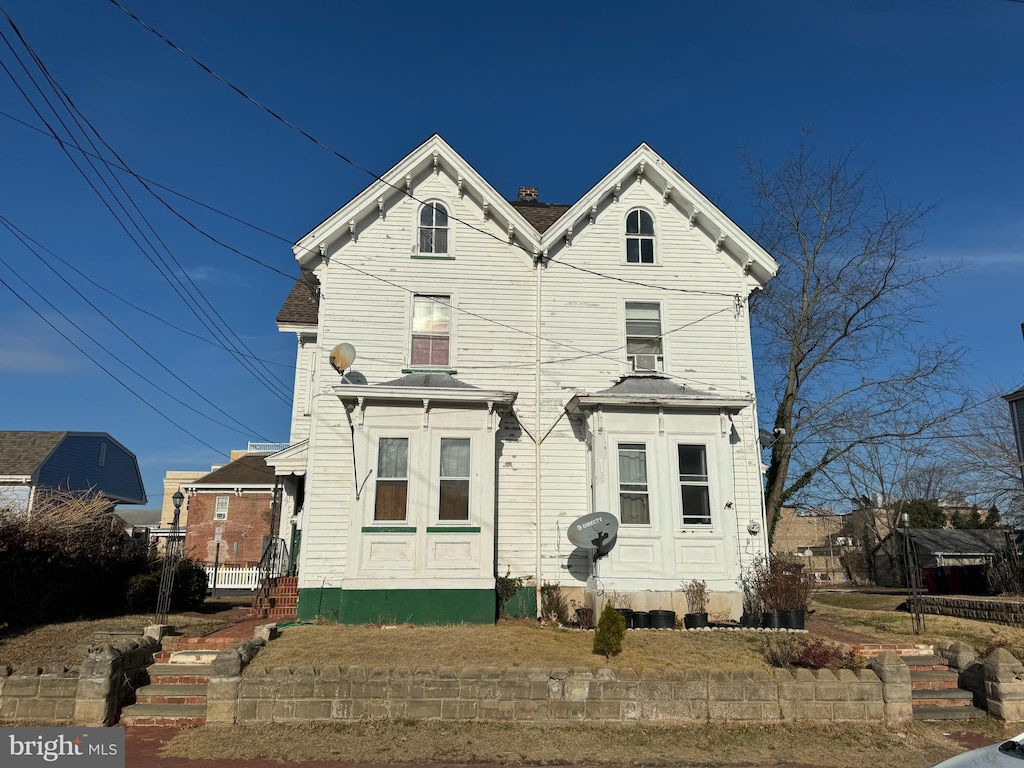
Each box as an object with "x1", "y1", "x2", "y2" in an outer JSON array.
[
  {"x1": 912, "y1": 704, "x2": 987, "y2": 721},
  {"x1": 268, "y1": 576, "x2": 298, "y2": 587},
  {"x1": 120, "y1": 703, "x2": 206, "y2": 727},
  {"x1": 910, "y1": 670, "x2": 959, "y2": 690},
  {"x1": 912, "y1": 688, "x2": 975, "y2": 707},
  {"x1": 247, "y1": 607, "x2": 296, "y2": 619},
  {"x1": 253, "y1": 595, "x2": 299, "y2": 607},
  {"x1": 902, "y1": 655, "x2": 949, "y2": 671},
  {"x1": 135, "y1": 683, "x2": 207, "y2": 706},
  {"x1": 147, "y1": 663, "x2": 212, "y2": 685}
]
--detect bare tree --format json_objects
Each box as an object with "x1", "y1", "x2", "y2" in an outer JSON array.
[{"x1": 744, "y1": 134, "x2": 968, "y2": 542}]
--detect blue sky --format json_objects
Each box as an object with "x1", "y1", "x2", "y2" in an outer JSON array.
[{"x1": 1, "y1": 1, "x2": 1021, "y2": 502}]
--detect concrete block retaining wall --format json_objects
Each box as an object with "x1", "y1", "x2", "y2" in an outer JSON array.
[
  {"x1": 225, "y1": 664, "x2": 893, "y2": 725},
  {"x1": 917, "y1": 597, "x2": 1024, "y2": 627},
  {"x1": 0, "y1": 634, "x2": 158, "y2": 726}
]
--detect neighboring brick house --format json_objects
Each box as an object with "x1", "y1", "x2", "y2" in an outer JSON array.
[{"x1": 182, "y1": 453, "x2": 276, "y2": 566}]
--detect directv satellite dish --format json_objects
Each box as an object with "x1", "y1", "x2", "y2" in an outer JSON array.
[
  {"x1": 330, "y1": 343, "x2": 356, "y2": 374},
  {"x1": 567, "y1": 512, "x2": 619, "y2": 561}
]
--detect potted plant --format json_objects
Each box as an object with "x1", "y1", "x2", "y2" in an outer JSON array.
[
  {"x1": 682, "y1": 578, "x2": 709, "y2": 629},
  {"x1": 752, "y1": 555, "x2": 784, "y2": 629},
  {"x1": 777, "y1": 557, "x2": 812, "y2": 630},
  {"x1": 738, "y1": 568, "x2": 761, "y2": 628}
]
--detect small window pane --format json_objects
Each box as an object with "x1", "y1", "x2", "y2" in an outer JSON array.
[
  {"x1": 619, "y1": 493, "x2": 650, "y2": 525},
  {"x1": 681, "y1": 486, "x2": 711, "y2": 525},
  {"x1": 440, "y1": 438, "x2": 471, "y2": 477},
  {"x1": 626, "y1": 210, "x2": 640, "y2": 235},
  {"x1": 420, "y1": 206, "x2": 435, "y2": 226},
  {"x1": 626, "y1": 239, "x2": 640, "y2": 263},
  {"x1": 439, "y1": 480, "x2": 469, "y2": 520},
  {"x1": 638, "y1": 210, "x2": 654, "y2": 235},
  {"x1": 433, "y1": 204, "x2": 448, "y2": 226},
  {"x1": 377, "y1": 438, "x2": 408, "y2": 479},
  {"x1": 625, "y1": 303, "x2": 660, "y2": 321},
  {"x1": 641, "y1": 239, "x2": 654, "y2": 263},
  {"x1": 375, "y1": 481, "x2": 408, "y2": 521},
  {"x1": 678, "y1": 445, "x2": 707, "y2": 480},
  {"x1": 618, "y1": 444, "x2": 648, "y2": 485},
  {"x1": 626, "y1": 338, "x2": 662, "y2": 355},
  {"x1": 433, "y1": 228, "x2": 448, "y2": 253}
]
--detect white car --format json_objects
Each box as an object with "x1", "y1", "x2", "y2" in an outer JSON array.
[{"x1": 931, "y1": 734, "x2": 1024, "y2": 766}]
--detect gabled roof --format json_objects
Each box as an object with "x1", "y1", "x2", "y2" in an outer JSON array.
[
  {"x1": 567, "y1": 374, "x2": 752, "y2": 412},
  {"x1": 293, "y1": 134, "x2": 542, "y2": 269},
  {"x1": 0, "y1": 431, "x2": 65, "y2": 477},
  {"x1": 187, "y1": 453, "x2": 275, "y2": 488},
  {"x1": 538, "y1": 143, "x2": 778, "y2": 288},
  {"x1": 510, "y1": 201, "x2": 572, "y2": 234},
  {"x1": 276, "y1": 271, "x2": 320, "y2": 327}
]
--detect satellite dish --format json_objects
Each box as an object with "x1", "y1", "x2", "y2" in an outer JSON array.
[
  {"x1": 330, "y1": 343, "x2": 356, "y2": 374},
  {"x1": 567, "y1": 512, "x2": 619, "y2": 560}
]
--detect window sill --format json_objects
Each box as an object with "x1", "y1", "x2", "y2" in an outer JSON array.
[
  {"x1": 426, "y1": 526, "x2": 480, "y2": 533},
  {"x1": 411, "y1": 254, "x2": 455, "y2": 260},
  {"x1": 401, "y1": 367, "x2": 457, "y2": 375},
  {"x1": 361, "y1": 526, "x2": 416, "y2": 533}
]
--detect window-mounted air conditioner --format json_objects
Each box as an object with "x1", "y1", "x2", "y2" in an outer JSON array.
[{"x1": 632, "y1": 354, "x2": 659, "y2": 372}]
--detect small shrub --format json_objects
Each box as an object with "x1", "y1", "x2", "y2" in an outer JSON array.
[
  {"x1": 570, "y1": 599, "x2": 594, "y2": 629},
  {"x1": 797, "y1": 638, "x2": 843, "y2": 669},
  {"x1": 125, "y1": 572, "x2": 160, "y2": 613},
  {"x1": 496, "y1": 567, "x2": 525, "y2": 615},
  {"x1": 593, "y1": 604, "x2": 626, "y2": 658},
  {"x1": 172, "y1": 558, "x2": 209, "y2": 611},
  {"x1": 541, "y1": 582, "x2": 570, "y2": 624},
  {"x1": 758, "y1": 633, "x2": 804, "y2": 667}
]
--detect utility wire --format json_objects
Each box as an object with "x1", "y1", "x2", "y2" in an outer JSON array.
[
  {"x1": 0, "y1": 216, "x2": 273, "y2": 439},
  {"x1": 0, "y1": 11, "x2": 292, "y2": 404},
  {"x1": 106, "y1": 0, "x2": 739, "y2": 300},
  {"x1": 0, "y1": 269, "x2": 225, "y2": 455}
]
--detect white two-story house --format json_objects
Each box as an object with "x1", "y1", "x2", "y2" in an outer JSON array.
[{"x1": 267, "y1": 135, "x2": 778, "y2": 624}]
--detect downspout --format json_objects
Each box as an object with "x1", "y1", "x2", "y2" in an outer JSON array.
[{"x1": 535, "y1": 251, "x2": 544, "y2": 618}]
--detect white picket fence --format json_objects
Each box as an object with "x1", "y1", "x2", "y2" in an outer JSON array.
[{"x1": 204, "y1": 564, "x2": 262, "y2": 591}]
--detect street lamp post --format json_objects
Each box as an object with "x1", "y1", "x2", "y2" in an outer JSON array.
[{"x1": 155, "y1": 489, "x2": 184, "y2": 625}]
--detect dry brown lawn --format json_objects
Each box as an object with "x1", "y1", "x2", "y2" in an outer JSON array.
[
  {"x1": 810, "y1": 591, "x2": 1024, "y2": 657},
  {"x1": 253, "y1": 619, "x2": 769, "y2": 672},
  {"x1": 163, "y1": 719, "x2": 1011, "y2": 767},
  {"x1": 0, "y1": 613, "x2": 233, "y2": 668}
]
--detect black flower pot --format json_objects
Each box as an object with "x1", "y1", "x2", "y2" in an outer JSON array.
[
  {"x1": 631, "y1": 611, "x2": 651, "y2": 629},
  {"x1": 614, "y1": 608, "x2": 633, "y2": 626},
  {"x1": 739, "y1": 613, "x2": 760, "y2": 628},
  {"x1": 683, "y1": 612, "x2": 709, "y2": 629},
  {"x1": 649, "y1": 609, "x2": 676, "y2": 629},
  {"x1": 785, "y1": 608, "x2": 806, "y2": 630},
  {"x1": 761, "y1": 611, "x2": 784, "y2": 629}
]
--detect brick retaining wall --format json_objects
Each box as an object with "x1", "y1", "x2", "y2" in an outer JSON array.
[{"x1": 227, "y1": 664, "x2": 891, "y2": 724}]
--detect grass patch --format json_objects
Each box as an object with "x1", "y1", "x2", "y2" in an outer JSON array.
[
  {"x1": 162, "y1": 720, "x2": 1010, "y2": 767},
  {"x1": 0, "y1": 613, "x2": 232, "y2": 668},
  {"x1": 253, "y1": 621, "x2": 768, "y2": 671}
]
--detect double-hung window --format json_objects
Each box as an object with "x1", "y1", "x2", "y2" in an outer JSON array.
[
  {"x1": 678, "y1": 444, "x2": 711, "y2": 526},
  {"x1": 411, "y1": 295, "x2": 451, "y2": 367},
  {"x1": 374, "y1": 438, "x2": 409, "y2": 521},
  {"x1": 625, "y1": 209, "x2": 655, "y2": 264},
  {"x1": 625, "y1": 302, "x2": 663, "y2": 372},
  {"x1": 438, "y1": 438, "x2": 471, "y2": 521},
  {"x1": 419, "y1": 203, "x2": 449, "y2": 254},
  {"x1": 617, "y1": 443, "x2": 650, "y2": 525},
  {"x1": 214, "y1": 496, "x2": 229, "y2": 521}
]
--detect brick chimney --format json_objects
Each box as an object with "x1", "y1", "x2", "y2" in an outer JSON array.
[{"x1": 518, "y1": 186, "x2": 538, "y2": 203}]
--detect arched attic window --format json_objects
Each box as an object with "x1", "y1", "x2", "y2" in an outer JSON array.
[
  {"x1": 626, "y1": 209, "x2": 655, "y2": 264},
  {"x1": 419, "y1": 203, "x2": 449, "y2": 254}
]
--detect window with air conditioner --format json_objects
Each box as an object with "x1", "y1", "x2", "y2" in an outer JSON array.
[
  {"x1": 214, "y1": 496, "x2": 229, "y2": 521},
  {"x1": 625, "y1": 302, "x2": 663, "y2": 371}
]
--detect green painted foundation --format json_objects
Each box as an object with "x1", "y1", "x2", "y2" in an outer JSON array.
[{"x1": 296, "y1": 587, "x2": 496, "y2": 625}]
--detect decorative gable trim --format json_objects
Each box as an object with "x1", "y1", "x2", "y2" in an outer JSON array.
[
  {"x1": 537, "y1": 143, "x2": 779, "y2": 288},
  {"x1": 293, "y1": 134, "x2": 542, "y2": 268}
]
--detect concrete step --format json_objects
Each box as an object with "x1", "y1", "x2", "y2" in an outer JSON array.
[
  {"x1": 902, "y1": 655, "x2": 949, "y2": 671},
  {"x1": 912, "y1": 688, "x2": 975, "y2": 707},
  {"x1": 135, "y1": 683, "x2": 207, "y2": 706},
  {"x1": 163, "y1": 636, "x2": 238, "y2": 652},
  {"x1": 913, "y1": 704, "x2": 987, "y2": 721},
  {"x1": 147, "y1": 663, "x2": 212, "y2": 685},
  {"x1": 910, "y1": 670, "x2": 959, "y2": 690},
  {"x1": 120, "y1": 703, "x2": 206, "y2": 727}
]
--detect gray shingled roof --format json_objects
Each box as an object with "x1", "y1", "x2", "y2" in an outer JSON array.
[
  {"x1": 0, "y1": 431, "x2": 66, "y2": 476},
  {"x1": 276, "y1": 271, "x2": 320, "y2": 326},
  {"x1": 190, "y1": 454, "x2": 275, "y2": 486},
  {"x1": 510, "y1": 201, "x2": 571, "y2": 234},
  {"x1": 379, "y1": 373, "x2": 476, "y2": 389},
  {"x1": 906, "y1": 528, "x2": 1009, "y2": 555},
  {"x1": 593, "y1": 374, "x2": 719, "y2": 399}
]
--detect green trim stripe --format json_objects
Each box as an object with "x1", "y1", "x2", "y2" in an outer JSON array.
[
  {"x1": 361, "y1": 526, "x2": 417, "y2": 533},
  {"x1": 426, "y1": 526, "x2": 480, "y2": 533},
  {"x1": 296, "y1": 588, "x2": 495, "y2": 625}
]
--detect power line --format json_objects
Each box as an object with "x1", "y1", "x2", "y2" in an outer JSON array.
[
  {"x1": 0, "y1": 11, "x2": 293, "y2": 405},
  {"x1": 0, "y1": 211, "x2": 293, "y2": 370},
  {"x1": 0, "y1": 215, "x2": 274, "y2": 440},
  {"x1": 105, "y1": 0, "x2": 739, "y2": 300},
  {"x1": 0, "y1": 270, "x2": 225, "y2": 455}
]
